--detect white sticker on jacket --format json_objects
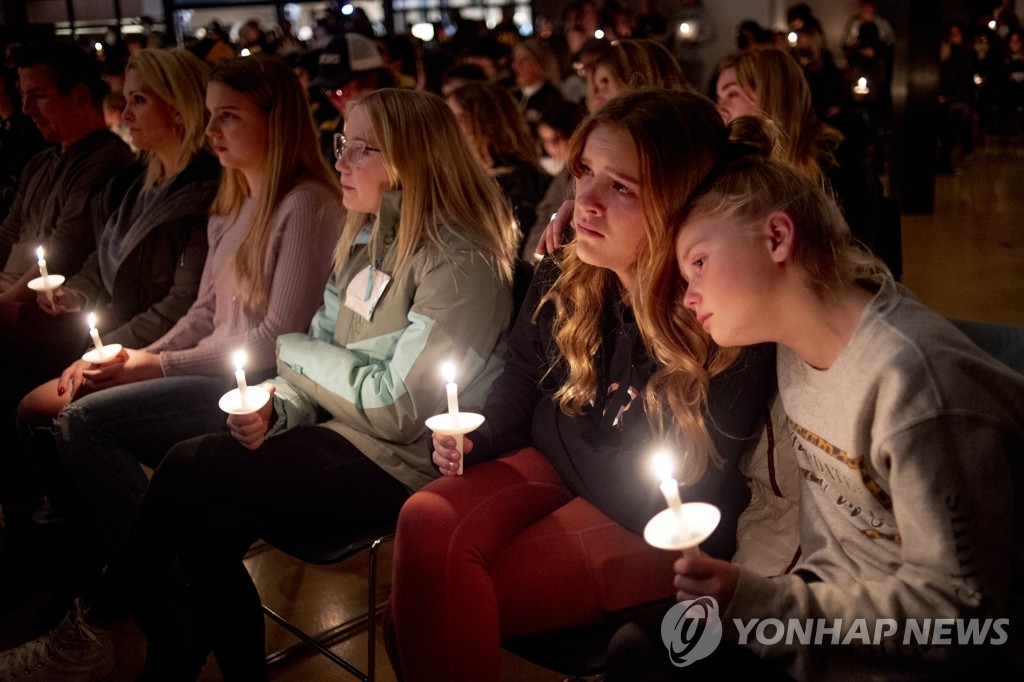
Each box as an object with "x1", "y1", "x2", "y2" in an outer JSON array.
[{"x1": 344, "y1": 265, "x2": 391, "y2": 321}]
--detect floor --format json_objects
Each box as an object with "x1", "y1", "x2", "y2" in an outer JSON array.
[{"x1": 2, "y1": 138, "x2": 1022, "y2": 682}]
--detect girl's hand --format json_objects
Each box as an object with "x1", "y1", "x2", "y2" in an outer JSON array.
[
  {"x1": 432, "y1": 433, "x2": 474, "y2": 476},
  {"x1": 673, "y1": 553, "x2": 740, "y2": 610},
  {"x1": 37, "y1": 287, "x2": 85, "y2": 316},
  {"x1": 534, "y1": 199, "x2": 574, "y2": 257},
  {"x1": 227, "y1": 384, "x2": 277, "y2": 450}
]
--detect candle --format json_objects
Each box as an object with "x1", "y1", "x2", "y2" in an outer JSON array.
[
  {"x1": 787, "y1": 31, "x2": 798, "y2": 47},
  {"x1": 853, "y1": 77, "x2": 870, "y2": 95},
  {"x1": 679, "y1": 21, "x2": 693, "y2": 39},
  {"x1": 653, "y1": 450, "x2": 686, "y2": 535},
  {"x1": 443, "y1": 362, "x2": 459, "y2": 419},
  {"x1": 36, "y1": 245, "x2": 49, "y2": 280},
  {"x1": 87, "y1": 312, "x2": 104, "y2": 353},
  {"x1": 233, "y1": 349, "x2": 249, "y2": 411}
]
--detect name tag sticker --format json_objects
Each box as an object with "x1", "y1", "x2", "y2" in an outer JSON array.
[{"x1": 344, "y1": 265, "x2": 391, "y2": 321}]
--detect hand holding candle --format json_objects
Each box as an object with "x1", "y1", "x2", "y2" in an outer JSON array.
[
  {"x1": 425, "y1": 361, "x2": 484, "y2": 476},
  {"x1": 80, "y1": 312, "x2": 122, "y2": 364},
  {"x1": 218, "y1": 348, "x2": 270, "y2": 414}
]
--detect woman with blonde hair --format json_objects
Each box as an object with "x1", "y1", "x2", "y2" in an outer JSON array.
[
  {"x1": 447, "y1": 81, "x2": 550, "y2": 256},
  {"x1": 0, "y1": 86, "x2": 517, "y2": 680},
  {"x1": 385, "y1": 88, "x2": 776, "y2": 681},
  {"x1": 14, "y1": 55, "x2": 343, "y2": 578},
  {"x1": 1, "y1": 47, "x2": 219, "y2": 514},
  {"x1": 588, "y1": 38, "x2": 690, "y2": 111},
  {"x1": 714, "y1": 47, "x2": 889, "y2": 270}
]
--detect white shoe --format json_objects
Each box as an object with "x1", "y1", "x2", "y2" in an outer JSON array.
[{"x1": 0, "y1": 600, "x2": 115, "y2": 681}]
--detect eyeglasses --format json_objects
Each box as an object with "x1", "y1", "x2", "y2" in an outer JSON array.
[{"x1": 334, "y1": 133, "x2": 381, "y2": 166}]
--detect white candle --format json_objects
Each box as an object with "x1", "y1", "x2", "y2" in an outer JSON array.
[
  {"x1": 679, "y1": 21, "x2": 692, "y2": 39},
  {"x1": 853, "y1": 77, "x2": 870, "y2": 95},
  {"x1": 87, "y1": 312, "x2": 104, "y2": 353},
  {"x1": 653, "y1": 450, "x2": 686, "y2": 534},
  {"x1": 443, "y1": 361, "x2": 459, "y2": 419},
  {"x1": 36, "y1": 245, "x2": 49, "y2": 280},
  {"x1": 233, "y1": 349, "x2": 249, "y2": 411}
]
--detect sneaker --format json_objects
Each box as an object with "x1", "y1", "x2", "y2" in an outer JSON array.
[{"x1": 0, "y1": 600, "x2": 114, "y2": 681}]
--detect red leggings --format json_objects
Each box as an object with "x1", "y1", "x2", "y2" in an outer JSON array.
[{"x1": 385, "y1": 448, "x2": 678, "y2": 681}]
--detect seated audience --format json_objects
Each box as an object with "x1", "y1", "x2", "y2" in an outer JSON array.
[
  {"x1": 384, "y1": 88, "x2": 777, "y2": 681},
  {"x1": 714, "y1": 48, "x2": 891, "y2": 274},
  {"x1": 0, "y1": 42, "x2": 134, "y2": 304},
  {"x1": 0, "y1": 86, "x2": 517, "y2": 681},
  {"x1": 0, "y1": 64, "x2": 50, "y2": 222},
  {"x1": 446, "y1": 81, "x2": 551, "y2": 258},
  {"x1": 1, "y1": 47, "x2": 219, "y2": 516},
  {"x1": 15, "y1": 55, "x2": 343, "y2": 573}
]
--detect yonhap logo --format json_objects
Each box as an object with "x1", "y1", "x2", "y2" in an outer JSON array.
[{"x1": 660, "y1": 596, "x2": 723, "y2": 666}]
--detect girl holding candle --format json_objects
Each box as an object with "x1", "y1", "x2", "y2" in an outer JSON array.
[
  {"x1": 613, "y1": 134, "x2": 1024, "y2": 680},
  {"x1": 0, "y1": 47, "x2": 219, "y2": 512},
  {"x1": 0, "y1": 87, "x2": 516, "y2": 680},
  {"x1": 385, "y1": 89, "x2": 778, "y2": 681},
  {"x1": 13, "y1": 56, "x2": 341, "y2": 579}
]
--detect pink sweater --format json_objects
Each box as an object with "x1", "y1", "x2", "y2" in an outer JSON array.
[{"x1": 145, "y1": 179, "x2": 343, "y2": 376}]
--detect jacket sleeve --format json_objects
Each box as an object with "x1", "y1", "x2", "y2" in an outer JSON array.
[
  {"x1": 104, "y1": 217, "x2": 209, "y2": 349},
  {"x1": 461, "y1": 257, "x2": 556, "y2": 465},
  {"x1": 274, "y1": 247, "x2": 511, "y2": 445}
]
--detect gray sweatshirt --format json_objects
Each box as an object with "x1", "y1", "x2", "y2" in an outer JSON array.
[{"x1": 724, "y1": 277, "x2": 1024, "y2": 680}]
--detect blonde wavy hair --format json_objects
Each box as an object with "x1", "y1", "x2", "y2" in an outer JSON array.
[
  {"x1": 207, "y1": 55, "x2": 341, "y2": 313},
  {"x1": 586, "y1": 39, "x2": 690, "y2": 111},
  {"x1": 125, "y1": 48, "x2": 210, "y2": 189},
  {"x1": 333, "y1": 88, "x2": 516, "y2": 285},
  {"x1": 719, "y1": 48, "x2": 843, "y2": 182},
  {"x1": 544, "y1": 89, "x2": 741, "y2": 480}
]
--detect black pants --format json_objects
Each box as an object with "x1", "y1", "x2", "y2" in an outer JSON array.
[{"x1": 92, "y1": 425, "x2": 411, "y2": 681}]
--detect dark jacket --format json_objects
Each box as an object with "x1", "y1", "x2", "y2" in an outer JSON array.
[
  {"x1": 65, "y1": 150, "x2": 221, "y2": 349},
  {"x1": 465, "y1": 257, "x2": 777, "y2": 557}
]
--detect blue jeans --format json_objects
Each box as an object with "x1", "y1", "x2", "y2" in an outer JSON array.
[{"x1": 54, "y1": 372, "x2": 270, "y2": 565}]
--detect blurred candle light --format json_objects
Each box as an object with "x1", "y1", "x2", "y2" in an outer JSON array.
[{"x1": 653, "y1": 450, "x2": 686, "y2": 531}]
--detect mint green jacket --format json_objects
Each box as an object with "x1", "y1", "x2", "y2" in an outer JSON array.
[{"x1": 268, "y1": 191, "x2": 512, "y2": 491}]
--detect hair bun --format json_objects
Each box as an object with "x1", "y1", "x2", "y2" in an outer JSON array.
[{"x1": 724, "y1": 114, "x2": 780, "y2": 163}]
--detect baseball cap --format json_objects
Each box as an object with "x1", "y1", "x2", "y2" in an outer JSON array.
[{"x1": 310, "y1": 33, "x2": 385, "y2": 91}]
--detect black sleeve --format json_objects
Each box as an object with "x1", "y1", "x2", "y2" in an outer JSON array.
[{"x1": 463, "y1": 257, "x2": 559, "y2": 467}]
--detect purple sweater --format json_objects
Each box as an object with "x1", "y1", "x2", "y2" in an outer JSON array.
[{"x1": 145, "y1": 179, "x2": 343, "y2": 376}]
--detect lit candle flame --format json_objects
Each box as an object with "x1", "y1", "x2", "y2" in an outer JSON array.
[
  {"x1": 443, "y1": 361, "x2": 455, "y2": 384},
  {"x1": 36, "y1": 245, "x2": 44, "y2": 260},
  {"x1": 87, "y1": 312, "x2": 97, "y2": 330},
  {"x1": 653, "y1": 450, "x2": 674, "y2": 482},
  {"x1": 233, "y1": 349, "x2": 246, "y2": 372}
]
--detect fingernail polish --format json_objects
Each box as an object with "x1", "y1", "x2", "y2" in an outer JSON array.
[{"x1": 58, "y1": 386, "x2": 65, "y2": 396}]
